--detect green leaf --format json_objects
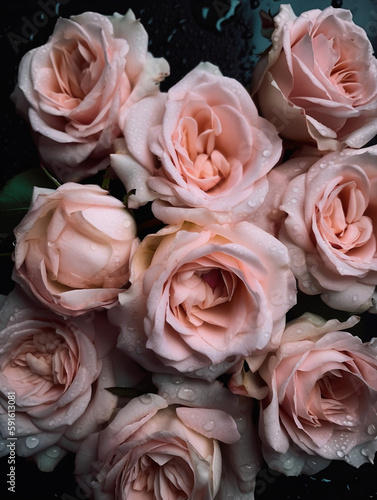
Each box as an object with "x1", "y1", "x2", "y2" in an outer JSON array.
[{"x1": 0, "y1": 168, "x2": 57, "y2": 252}]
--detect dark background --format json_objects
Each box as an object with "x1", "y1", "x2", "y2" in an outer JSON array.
[{"x1": 1, "y1": 0, "x2": 377, "y2": 498}]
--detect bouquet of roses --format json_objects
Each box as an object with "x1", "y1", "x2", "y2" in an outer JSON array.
[{"x1": 1, "y1": 3, "x2": 377, "y2": 499}]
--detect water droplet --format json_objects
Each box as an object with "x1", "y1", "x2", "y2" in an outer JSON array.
[
  {"x1": 90, "y1": 243, "x2": 98, "y2": 251},
  {"x1": 262, "y1": 150, "x2": 271, "y2": 158},
  {"x1": 123, "y1": 219, "x2": 131, "y2": 228},
  {"x1": 291, "y1": 198, "x2": 298, "y2": 204},
  {"x1": 9, "y1": 315, "x2": 15, "y2": 322},
  {"x1": 239, "y1": 464, "x2": 256, "y2": 480},
  {"x1": 367, "y1": 424, "x2": 376, "y2": 435},
  {"x1": 336, "y1": 450, "x2": 345, "y2": 458},
  {"x1": 170, "y1": 375, "x2": 184, "y2": 384},
  {"x1": 177, "y1": 387, "x2": 196, "y2": 401},
  {"x1": 140, "y1": 394, "x2": 152, "y2": 404},
  {"x1": 47, "y1": 241, "x2": 54, "y2": 247},
  {"x1": 203, "y1": 420, "x2": 215, "y2": 431},
  {"x1": 48, "y1": 419, "x2": 55, "y2": 427},
  {"x1": 361, "y1": 448, "x2": 368, "y2": 457},
  {"x1": 25, "y1": 436, "x2": 40, "y2": 449},
  {"x1": 283, "y1": 458, "x2": 295, "y2": 470},
  {"x1": 45, "y1": 446, "x2": 61, "y2": 458},
  {"x1": 352, "y1": 295, "x2": 358, "y2": 302}
]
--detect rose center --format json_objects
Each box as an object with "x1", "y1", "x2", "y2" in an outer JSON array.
[
  {"x1": 126, "y1": 452, "x2": 192, "y2": 498},
  {"x1": 5, "y1": 329, "x2": 72, "y2": 387},
  {"x1": 51, "y1": 38, "x2": 97, "y2": 101},
  {"x1": 175, "y1": 107, "x2": 231, "y2": 192},
  {"x1": 318, "y1": 181, "x2": 373, "y2": 254}
]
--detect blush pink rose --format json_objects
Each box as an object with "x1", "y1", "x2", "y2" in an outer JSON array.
[
  {"x1": 11, "y1": 10, "x2": 169, "y2": 182},
  {"x1": 110, "y1": 63, "x2": 282, "y2": 223},
  {"x1": 247, "y1": 313, "x2": 377, "y2": 475},
  {"x1": 0, "y1": 287, "x2": 144, "y2": 471},
  {"x1": 13, "y1": 183, "x2": 138, "y2": 316},
  {"x1": 109, "y1": 221, "x2": 296, "y2": 380},
  {"x1": 75, "y1": 375, "x2": 259, "y2": 500},
  {"x1": 253, "y1": 5, "x2": 377, "y2": 151},
  {"x1": 277, "y1": 146, "x2": 377, "y2": 312}
]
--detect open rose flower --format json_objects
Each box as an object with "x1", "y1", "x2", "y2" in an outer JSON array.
[
  {"x1": 110, "y1": 63, "x2": 282, "y2": 223},
  {"x1": 109, "y1": 221, "x2": 296, "y2": 380},
  {"x1": 13, "y1": 183, "x2": 138, "y2": 316},
  {"x1": 11, "y1": 10, "x2": 169, "y2": 182},
  {"x1": 253, "y1": 5, "x2": 377, "y2": 151},
  {"x1": 242, "y1": 313, "x2": 377, "y2": 475},
  {"x1": 0, "y1": 287, "x2": 145, "y2": 471},
  {"x1": 277, "y1": 146, "x2": 377, "y2": 312},
  {"x1": 75, "y1": 375, "x2": 259, "y2": 500}
]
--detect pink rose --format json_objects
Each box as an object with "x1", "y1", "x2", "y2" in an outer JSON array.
[
  {"x1": 110, "y1": 63, "x2": 282, "y2": 223},
  {"x1": 247, "y1": 313, "x2": 377, "y2": 475},
  {"x1": 253, "y1": 5, "x2": 377, "y2": 151},
  {"x1": 11, "y1": 10, "x2": 169, "y2": 182},
  {"x1": 277, "y1": 147, "x2": 377, "y2": 312},
  {"x1": 75, "y1": 375, "x2": 260, "y2": 499},
  {"x1": 0, "y1": 287, "x2": 144, "y2": 471},
  {"x1": 13, "y1": 183, "x2": 138, "y2": 316},
  {"x1": 109, "y1": 221, "x2": 296, "y2": 380}
]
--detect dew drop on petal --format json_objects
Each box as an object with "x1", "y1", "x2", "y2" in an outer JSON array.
[
  {"x1": 283, "y1": 458, "x2": 295, "y2": 470},
  {"x1": 25, "y1": 436, "x2": 40, "y2": 449},
  {"x1": 169, "y1": 376, "x2": 184, "y2": 385},
  {"x1": 45, "y1": 446, "x2": 61, "y2": 458},
  {"x1": 336, "y1": 450, "x2": 345, "y2": 458},
  {"x1": 203, "y1": 420, "x2": 215, "y2": 431},
  {"x1": 367, "y1": 424, "x2": 376, "y2": 435},
  {"x1": 177, "y1": 387, "x2": 196, "y2": 401},
  {"x1": 239, "y1": 464, "x2": 257, "y2": 480},
  {"x1": 140, "y1": 394, "x2": 152, "y2": 404}
]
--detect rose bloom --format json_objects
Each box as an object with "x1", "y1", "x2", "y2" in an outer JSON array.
[
  {"x1": 0, "y1": 287, "x2": 144, "y2": 471},
  {"x1": 277, "y1": 146, "x2": 377, "y2": 312},
  {"x1": 109, "y1": 221, "x2": 296, "y2": 380},
  {"x1": 11, "y1": 10, "x2": 169, "y2": 182},
  {"x1": 253, "y1": 5, "x2": 377, "y2": 151},
  {"x1": 110, "y1": 63, "x2": 282, "y2": 223},
  {"x1": 76, "y1": 375, "x2": 260, "y2": 500},
  {"x1": 241, "y1": 313, "x2": 377, "y2": 475},
  {"x1": 13, "y1": 183, "x2": 138, "y2": 316}
]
